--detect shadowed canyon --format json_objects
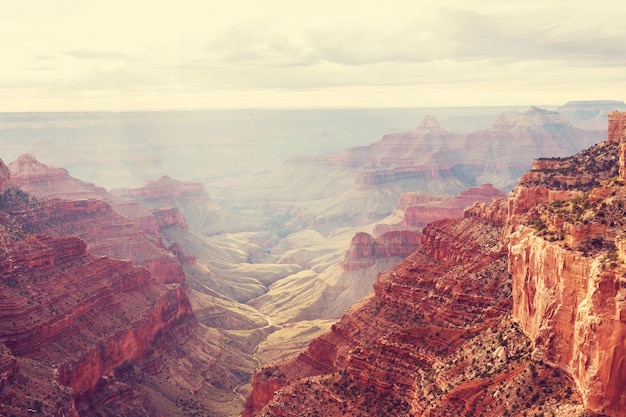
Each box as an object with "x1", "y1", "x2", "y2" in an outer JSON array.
[{"x1": 1, "y1": 102, "x2": 626, "y2": 416}]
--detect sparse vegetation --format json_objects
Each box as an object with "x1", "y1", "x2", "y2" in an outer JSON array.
[{"x1": 525, "y1": 142, "x2": 619, "y2": 191}]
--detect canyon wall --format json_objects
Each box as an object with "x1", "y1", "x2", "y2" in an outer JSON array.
[
  {"x1": 0, "y1": 160, "x2": 197, "y2": 415},
  {"x1": 340, "y1": 231, "x2": 422, "y2": 271},
  {"x1": 244, "y1": 111, "x2": 626, "y2": 417},
  {"x1": 507, "y1": 111, "x2": 626, "y2": 416},
  {"x1": 244, "y1": 198, "x2": 586, "y2": 417}
]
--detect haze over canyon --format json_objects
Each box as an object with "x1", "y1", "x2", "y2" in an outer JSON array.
[{"x1": 1, "y1": 101, "x2": 626, "y2": 416}]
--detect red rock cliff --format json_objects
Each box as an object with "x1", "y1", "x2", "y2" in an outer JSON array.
[
  {"x1": 244, "y1": 112, "x2": 623, "y2": 417},
  {"x1": 506, "y1": 111, "x2": 626, "y2": 416},
  {"x1": 340, "y1": 230, "x2": 422, "y2": 271},
  {"x1": 0, "y1": 162, "x2": 196, "y2": 415},
  {"x1": 244, "y1": 198, "x2": 586, "y2": 417}
]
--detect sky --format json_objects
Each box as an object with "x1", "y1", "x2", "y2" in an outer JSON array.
[{"x1": 1, "y1": 0, "x2": 625, "y2": 111}]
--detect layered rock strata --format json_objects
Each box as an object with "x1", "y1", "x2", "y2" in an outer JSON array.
[
  {"x1": 7, "y1": 155, "x2": 186, "y2": 284},
  {"x1": 244, "y1": 112, "x2": 626, "y2": 417},
  {"x1": 0, "y1": 161, "x2": 196, "y2": 415},
  {"x1": 244, "y1": 198, "x2": 585, "y2": 416},
  {"x1": 340, "y1": 231, "x2": 422, "y2": 271},
  {"x1": 507, "y1": 111, "x2": 626, "y2": 416}
]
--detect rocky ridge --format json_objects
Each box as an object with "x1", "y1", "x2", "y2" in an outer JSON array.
[
  {"x1": 243, "y1": 111, "x2": 626, "y2": 416},
  {"x1": 244, "y1": 198, "x2": 585, "y2": 416},
  {"x1": 333, "y1": 106, "x2": 602, "y2": 192},
  {"x1": 0, "y1": 162, "x2": 196, "y2": 415},
  {"x1": 0, "y1": 157, "x2": 265, "y2": 416},
  {"x1": 507, "y1": 110, "x2": 626, "y2": 415}
]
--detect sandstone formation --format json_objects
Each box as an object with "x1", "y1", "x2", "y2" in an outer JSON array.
[
  {"x1": 112, "y1": 175, "x2": 224, "y2": 234},
  {"x1": 507, "y1": 110, "x2": 626, "y2": 416},
  {"x1": 331, "y1": 107, "x2": 602, "y2": 192},
  {"x1": 8, "y1": 154, "x2": 187, "y2": 284},
  {"x1": 8, "y1": 154, "x2": 189, "y2": 234},
  {"x1": 253, "y1": 107, "x2": 603, "y2": 235},
  {"x1": 244, "y1": 198, "x2": 585, "y2": 417},
  {"x1": 0, "y1": 157, "x2": 267, "y2": 416},
  {"x1": 340, "y1": 231, "x2": 422, "y2": 271},
  {"x1": 243, "y1": 112, "x2": 626, "y2": 417},
  {"x1": 8, "y1": 153, "x2": 109, "y2": 201},
  {"x1": 374, "y1": 183, "x2": 506, "y2": 236},
  {"x1": 114, "y1": 175, "x2": 210, "y2": 206},
  {"x1": 0, "y1": 160, "x2": 196, "y2": 415}
]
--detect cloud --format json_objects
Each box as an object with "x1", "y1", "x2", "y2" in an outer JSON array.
[
  {"x1": 2, "y1": 0, "x2": 626, "y2": 110},
  {"x1": 63, "y1": 49, "x2": 137, "y2": 62},
  {"x1": 439, "y1": 7, "x2": 626, "y2": 65},
  {"x1": 207, "y1": 22, "x2": 319, "y2": 67}
]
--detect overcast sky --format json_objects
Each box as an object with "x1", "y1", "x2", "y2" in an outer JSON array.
[{"x1": 1, "y1": 0, "x2": 625, "y2": 111}]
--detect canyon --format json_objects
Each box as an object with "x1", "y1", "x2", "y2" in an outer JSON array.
[
  {"x1": 244, "y1": 112, "x2": 626, "y2": 417},
  {"x1": 0, "y1": 103, "x2": 621, "y2": 416}
]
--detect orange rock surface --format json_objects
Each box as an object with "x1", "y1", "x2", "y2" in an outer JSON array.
[
  {"x1": 244, "y1": 112, "x2": 626, "y2": 417},
  {"x1": 0, "y1": 160, "x2": 196, "y2": 415}
]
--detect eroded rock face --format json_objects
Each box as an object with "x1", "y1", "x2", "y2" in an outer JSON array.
[
  {"x1": 401, "y1": 184, "x2": 505, "y2": 229},
  {"x1": 505, "y1": 111, "x2": 626, "y2": 416},
  {"x1": 6, "y1": 155, "x2": 185, "y2": 284},
  {"x1": 340, "y1": 231, "x2": 422, "y2": 271},
  {"x1": 0, "y1": 180, "x2": 195, "y2": 415},
  {"x1": 113, "y1": 174, "x2": 221, "y2": 234},
  {"x1": 331, "y1": 108, "x2": 603, "y2": 193},
  {"x1": 509, "y1": 228, "x2": 626, "y2": 415},
  {"x1": 244, "y1": 200, "x2": 586, "y2": 417},
  {"x1": 0, "y1": 160, "x2": 12, "y2": 194},
  {"x1": 9, "y1": 153, "x2": 190, "y2": 240},
  {"x1": 244, "y1": 112, "x2": 626, "y2": 417},
  {"x1": 114, "y1": 175, "x2": 210, "y2": 206},
  {"x1": 9, "y1": 153, "x2": 109, "y2": 200},
  {"x1": 608, "y1": 110, "x2": 626, "y2": 144}
]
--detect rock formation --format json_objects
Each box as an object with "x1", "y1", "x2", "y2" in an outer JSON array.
[
  {"x1": 340, "y1": 231, "x2": 422, "y2": 271},
  {"x1": 243, "y1": 111, "x2": 626, "y2": 416},
  {"x1": 112, "y1": 174, "x2": 225, "y2": 235},
  {"x1": 508, "y1": 110, "x2": 626, "y2": 416},
  {"x1": 0, "y1": 160, "x2": 196, "y2": 415},
  {"x1": 8, "y1": 154, "x2": 187, "y2": 284},
  {"x1": 244, "y1": 198, "x2": 585, "y2": 416},
  {"x1": 8, "y1": 153, "x2": 109, "y2": 201},
  {"x1": 257, "y1": 107, "x2": 603, "y2": 235},
  {"x1": 331, "y1": 107, "x2": 602, "y2": 192},
  {"x1": 375, "y1": 183, "x2": 506, "y2": 235},
  {"x1": 1, "y1": 156, "x2": 267, "y2": 417}
]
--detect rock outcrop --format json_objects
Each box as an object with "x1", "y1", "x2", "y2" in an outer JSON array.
[
  {"x1": 330, "y1": 108, "x2": 603, "y2": 193},
  {"x1": 114, "y1": 175, "x2": 210, "y2": 206},
  {"x1": 340, "y1": 231, "x2": 422, "y2": 271},
  {"x1": 244, "y1": 198, "x2": 585, "y2": 416},
  {"x1": 113, "y1": 174, "x2": 222, "y2": 234},
  {"x1": 0, "y1": 160, "x2": 196, "y2": 415},
  {"x1": 377, "y1": 183, "x2": 506, "y2": 234},
  {"x1": 243, "y1": 111, "x2": 626, "y2": 417},
  {"x1": 507, "y1": 111, "x2": 626, "y2": 416},
  {"x1": 7, "y1": 154, "x2": 186, "y2": 284}
]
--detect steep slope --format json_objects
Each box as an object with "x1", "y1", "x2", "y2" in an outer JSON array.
[
  {"x1": 8, "y1": 153, "x2": 189, "y2": 237},
  {"x1": 243, "y1": 111, "x2": 626, "y2": 417},
  {"x1": 1, "y1": 157, "x2": 278, "y2": 416},
  {"x1": 507, "y1": 110, "x2": 626, "y2": 415},
  {"x1": 244, "y1": 199, "x2": 585, "y2": 417},
  {"x1": 0, "y1": 162, "x2": 196, "y2": 415}
]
